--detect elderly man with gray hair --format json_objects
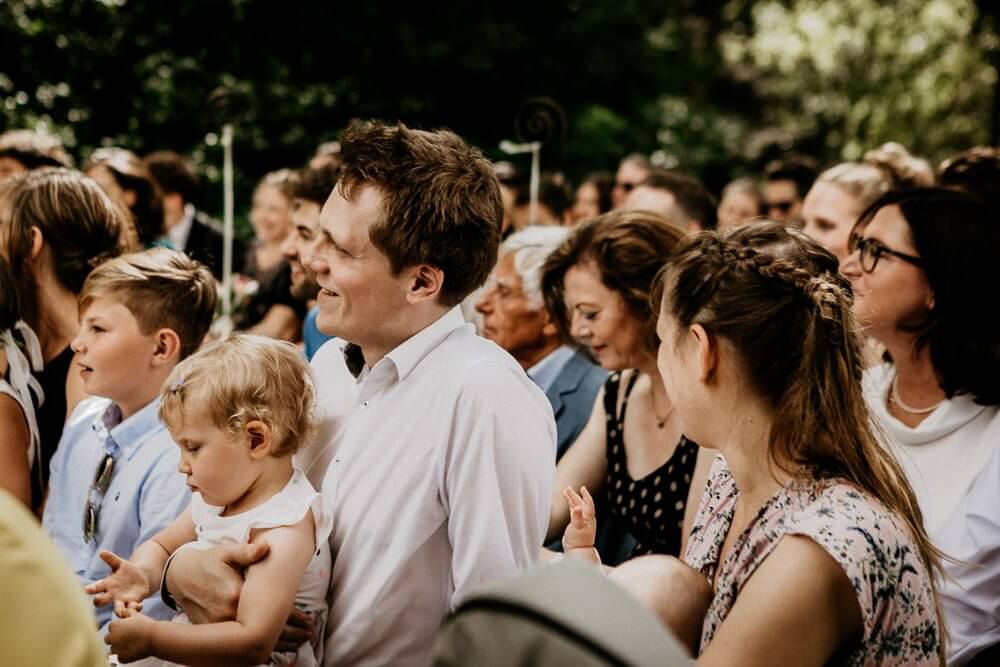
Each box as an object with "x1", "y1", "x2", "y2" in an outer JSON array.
[{"x1": 476, "y1": 226, "x2": 606, "y2": 458}]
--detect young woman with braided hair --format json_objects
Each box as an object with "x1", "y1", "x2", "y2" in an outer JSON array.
[{"x1": 639, "y1": 221, "x2": 942, "y2": 665}]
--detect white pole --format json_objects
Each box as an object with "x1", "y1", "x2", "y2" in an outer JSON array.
[
  {"x1": 499, "y1": 140, "x2": 542, "y2": 225},
  {"x1": 528, "y1": 143, "x2": 540, "y2": 226},
  {"x1": 221, "y1": 123, "x2": 235, "y2": 325}
]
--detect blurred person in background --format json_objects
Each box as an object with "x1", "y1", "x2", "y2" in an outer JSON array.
[
  {"x1": 622, "y1": 168, "x2": 717, "y2": 233},
  {"x1": 571, "y1": 171, "x2": 614, "y2": 224},
  {"x1": 0, "y1": 129, "x2": 72, "y2": 181},
  {"x1": 762, "y1": 155, "x2": 818, "y2": 223},
  {"x1": 145, "y1": 149, "x2": 244, "y2": 280},
  {"x1": 510, "y1": 173, "x2": 573, "y2": 229},
  {"x1": 716, "y1": 176, "x2": 762, "y2": 229},
  {"x1": 310, "y1": 140, "x2": 342, "y2": 171},
  {"x1": 236, "y1": 169, "x2": 307, "y2": 340},
  {"x1": 85, "y1": 147, "x2": 165, "y2": 249},
  {"x1": 284, "y1": 163, "x2": 339, "y2": 359},
  {"x1": 612, "y1": 153, "x2": 653, "y2": 209},
  {"x1": 802, "y1": 142, "x2": 933, "y2": 265},
  {"x1": 938, "y1": 145, "x2": 1000, "y2": 207}
]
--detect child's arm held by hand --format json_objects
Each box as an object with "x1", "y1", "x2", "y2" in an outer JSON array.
[{"x1": 122, "y1": 510, "x2": 316, "y2": 667}]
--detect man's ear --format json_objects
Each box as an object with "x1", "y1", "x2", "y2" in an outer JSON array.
[
  {"x1": 245, "y1": 420, "x2": 273, "y2": 460},
  {"x1": 541, "y1": 309, "x2": 559, "y2": 338},
  {"x1": 690, "y1": 323, "x2": 717, "y2": 383},
  {"x1": 151, "y1": 329, "x2": 182, "y2": 367},
  {"x1": 406, "y1": 264, "x2": 445, "y2": 304},
  {"x1": 926, "y1": 290, "x2": 935, "y2": 311}
]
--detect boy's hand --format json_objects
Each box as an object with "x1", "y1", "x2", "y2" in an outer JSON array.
[
  {"x1": 562, "y1": 486, "x2": 597, "y2": 551},
  {"x1": 85, "y1": 550, "x2": 150, "y2": 617},
  {"x1": 105, "y1": 607, "x2": 155, "y2": 663}
]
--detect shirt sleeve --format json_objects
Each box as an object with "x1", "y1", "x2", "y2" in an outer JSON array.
[
  {"x1": 441, "y1": 361, "x2": 556, "y2": 609},
  {"x1": 937, "y1": 448, "x2": 1000, "y2": 666}
]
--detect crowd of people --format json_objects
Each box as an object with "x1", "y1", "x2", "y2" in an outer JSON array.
[{"x1": 0, "y1": 121, "x2": 997, "y2": 666}]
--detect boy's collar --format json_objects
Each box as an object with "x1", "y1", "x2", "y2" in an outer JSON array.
[{"x1": 92, "y1": 397, "x2": 165, "y2": 461}]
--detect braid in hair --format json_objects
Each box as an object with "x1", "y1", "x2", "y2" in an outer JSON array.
[{"x1": 659, "y1": 221, "x2": 945, "y2": 661}]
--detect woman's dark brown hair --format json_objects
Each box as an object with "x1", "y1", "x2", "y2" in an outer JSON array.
[
  {"x1": 655, "y1": 221, "x2": 944, "y2": 658},
  {"x1": 541, "y1": 209, "x2": 685, "y2": 351},
  {"x1": 0, "y1": 168, "x2": 138, "y2": 330}
]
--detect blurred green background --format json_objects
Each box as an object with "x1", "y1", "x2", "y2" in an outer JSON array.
[{"x1": 2, "y1": 0, "x2": 997, "y2": 228}]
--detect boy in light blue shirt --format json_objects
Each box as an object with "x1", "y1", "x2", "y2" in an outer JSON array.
[{"x1": 42, "y1": 248, "x2": 216, "y2": 633}]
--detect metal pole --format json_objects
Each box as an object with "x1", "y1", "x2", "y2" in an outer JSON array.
[{"x1": 221, "y1": 123, "x2": 234, "y2": 325}]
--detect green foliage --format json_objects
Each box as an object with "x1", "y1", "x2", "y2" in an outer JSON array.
[
  {"x1": 720, "y1": 0, "x2": 998, "y2": 165},
  {"x1": 0, "y1": 0, "x2": 996, "y2": 208}
]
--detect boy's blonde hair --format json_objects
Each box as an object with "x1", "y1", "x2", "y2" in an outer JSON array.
[
  {"x1": 78, "y1": 248, "x2": 216, "y2": 359},
  {"x1": 159, "y1": 333, "x2": 315, "y2": 457}
]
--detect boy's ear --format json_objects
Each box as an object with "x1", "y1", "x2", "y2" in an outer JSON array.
[
  {"x1": 151, "y1": 329, "x2": 182, "y2": 367},
  {"x1": 245, "y1": 420, "x2": 273, "y2": 459},
  {"x1": 405, "y1": 264, "x2": 444, "y2": 305}
]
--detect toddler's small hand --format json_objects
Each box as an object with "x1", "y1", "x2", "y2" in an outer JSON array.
[
  {"x1": 562, "y1": 486, "x2": 597, "y2": 551},
  {"x1": 85, "y1": 550, "x2": 149, "y2": 617},
  {"x1": 106, "y1": 609, "x2": 154, "y2": 663}
]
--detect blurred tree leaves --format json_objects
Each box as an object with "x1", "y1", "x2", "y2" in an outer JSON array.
[
  {"x1": 0, "y1": 0, "x2": 996, "y2": 212},
  {"x1": 718, "y1": 0, "x2": 997, "y2": 166}
]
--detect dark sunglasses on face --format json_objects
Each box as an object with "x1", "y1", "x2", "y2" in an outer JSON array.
[
  {"x1": 849, "y1": 232, "x2": 924, "y2": 273},
  {"x1": 765, "y1": 200, "x2": 795, "y2": 214}
]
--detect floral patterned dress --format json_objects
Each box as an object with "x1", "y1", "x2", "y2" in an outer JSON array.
[{"x1": 684, "y1": 456, "x2": 941, "y2": 666}]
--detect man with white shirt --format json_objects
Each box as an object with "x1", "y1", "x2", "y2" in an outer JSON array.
[{"x1": 162, "y1": 120, "x2": 556, "y2": 666}]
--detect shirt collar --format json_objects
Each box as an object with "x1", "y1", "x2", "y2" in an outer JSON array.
[
  {"x1": 167, "y1": 204, "x2": 196, "y2": 251},
  {"x1": 526, "y1": 345, "x2": 575, "y2": 393},
  {"x1": 91, "y1": 398, "x2": 166, "y2": 461},
  {"x1": 340, "y1": 306, "x2": 468, "y2": 384}
]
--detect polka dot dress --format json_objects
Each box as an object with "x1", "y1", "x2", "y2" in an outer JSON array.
[{"x1": 603, "y1": 371, "x2": 699, "y2": 558}]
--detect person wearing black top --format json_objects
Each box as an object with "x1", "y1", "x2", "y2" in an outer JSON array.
[
  {"x1": 541, "y1": 210, "x2": 715, "y2": 561},
  {"x1": 0, "y1": 168, "x2": 136, "y2": 511}
]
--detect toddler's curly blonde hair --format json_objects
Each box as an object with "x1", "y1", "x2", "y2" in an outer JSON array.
[{"x1": 159, "y1": 332, "x2": 315, "y2": 457}]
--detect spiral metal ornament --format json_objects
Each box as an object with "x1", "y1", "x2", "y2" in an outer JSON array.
[{"x1": 514, "y1": 97, "x2": 567, "y2": 153}]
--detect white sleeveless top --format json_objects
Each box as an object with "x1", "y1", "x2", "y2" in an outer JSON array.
[
  {"x1": 0, "y1": 322, "x2": 45, "y2": 470},
  {"x1": 154, "y1": 469, "x2": 333, "y2": 667}
]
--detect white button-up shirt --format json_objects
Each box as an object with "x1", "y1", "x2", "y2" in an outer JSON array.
[{"x1": 297, "y1": 306, "x2": 556, "y2": 666}]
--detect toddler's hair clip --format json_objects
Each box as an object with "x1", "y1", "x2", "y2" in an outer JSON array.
[{"x1": 168, "y1": 375, "x2": 186, "y2": 393}]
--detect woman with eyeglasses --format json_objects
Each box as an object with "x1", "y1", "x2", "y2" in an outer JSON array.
[{"x1": 841, "y1": 186, "x2": 1000, "y2": 665}]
